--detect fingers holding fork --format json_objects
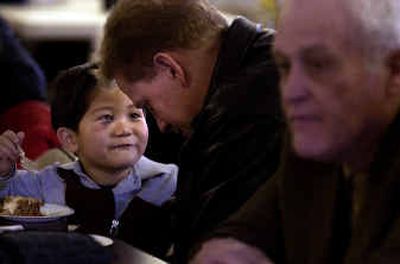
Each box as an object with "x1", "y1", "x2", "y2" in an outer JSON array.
[
  {"x1": 17, "y1": 145, "x2": 37, "y2": 171},
  {"x1": 0, "y1": 130, "x2": 23, "y2": 175},
  {"x1": 0, "y1": 130, "x2": 36, "y2": 173}
]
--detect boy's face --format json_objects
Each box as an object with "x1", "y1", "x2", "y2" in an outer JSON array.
[{"x1": 74, "y1": 86, "x2": 148, "y2": 185}]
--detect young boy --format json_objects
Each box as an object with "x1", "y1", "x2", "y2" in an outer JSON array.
[{"x1": 0, "y1": 63, "x2": 177, "y2": 257}]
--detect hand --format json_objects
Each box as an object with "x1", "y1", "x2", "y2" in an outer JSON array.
[
  {"x1": 0, "y1": 130, "x2": 24, "y2": 177},
  {"x1": 190, "y1": 238, "x2": 274, "y2": 264}
]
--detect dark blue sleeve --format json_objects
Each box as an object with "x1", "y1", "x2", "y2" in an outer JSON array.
[{"x1": 0, "y1": 16, "x2": 47, "y2": 114}]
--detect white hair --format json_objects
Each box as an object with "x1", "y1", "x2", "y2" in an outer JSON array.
[{"x1": 346, "y1": 0, "x2": 400, "y2": 62}]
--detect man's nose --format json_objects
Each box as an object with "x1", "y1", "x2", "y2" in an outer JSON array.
[{"x1": 281, "y1": 63, "x2": 310, "y2": 105}]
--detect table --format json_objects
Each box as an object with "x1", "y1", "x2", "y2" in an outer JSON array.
[
  {"x1": 111, "y1": 240, "x2": 168, "y2": 264},
  {"x1": 0, "y1": 213, "x2": 168, "y2": 264},
  {"x1": 0, "y1": 226, "x2": 168, "y2": 264}
]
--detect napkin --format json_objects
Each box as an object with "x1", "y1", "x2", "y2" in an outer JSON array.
[{"x1": 0, "y1": 231, "x2": 111, "y2": 264}]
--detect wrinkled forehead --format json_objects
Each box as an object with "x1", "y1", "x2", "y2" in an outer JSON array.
[{"x1": 276, "y1": 0, "x2": 354, "y2": 50}]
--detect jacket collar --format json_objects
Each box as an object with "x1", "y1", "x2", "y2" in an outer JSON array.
[
  {"x1": 192, "y1": 16, "x2": 275, "y2": 129},
  {"x1": 212, "y1": 16, "x2": 272, "y2": 80}
]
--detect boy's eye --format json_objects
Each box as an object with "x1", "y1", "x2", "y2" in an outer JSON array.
[
  {"x1": 99, "y1": 114, "x2": 114, "y2": 122},
  {"x1": 129, "y1": 112, "x2": 143, "y2": 121}
]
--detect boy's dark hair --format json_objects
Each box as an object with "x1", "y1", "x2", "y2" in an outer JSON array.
[{"x1": 50, "y1": 63, "x2": 100, "y2": 132}]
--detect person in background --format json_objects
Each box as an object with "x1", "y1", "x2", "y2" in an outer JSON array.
[
  {"x1": 0, "y1": 16, "x2": 60, "y2": 160},
  {"x1": 191, "y1": 0, "x2": 400, "y2": 263},
  {"x1": 0, "y1": 63, "x2": 178, "y2": 258},
  {"x1": 100, "y1": 0, "x2": 284, "y2": 262}
]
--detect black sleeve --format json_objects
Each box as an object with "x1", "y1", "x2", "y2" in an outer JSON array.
[
  {"x1": 175, "y1": 116, "x2": 285, "y2": 262},
  {"x1": 174, "y1": 23, "x2": 285, "y2": 262}
]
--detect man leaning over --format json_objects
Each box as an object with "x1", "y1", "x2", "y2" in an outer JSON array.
[{"x1": 100, "y1": 0, "x2": 284, "y2": 262}]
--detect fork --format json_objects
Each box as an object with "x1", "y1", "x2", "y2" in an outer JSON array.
[{"x1": 17, "y1": 146, "x2": 37, "y2": 171}]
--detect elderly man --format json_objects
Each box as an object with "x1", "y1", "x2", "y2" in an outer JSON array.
[
  {"x1": 192, "y1": 0, "x2": 400, "y2": 263},
  {"x1": 100, "y1": 0, "x2": 284, "y2": 261}
]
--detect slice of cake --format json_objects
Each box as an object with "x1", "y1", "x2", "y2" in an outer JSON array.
[{"x1": 0, "y1": 196, "x2": 43, "y2": 216}]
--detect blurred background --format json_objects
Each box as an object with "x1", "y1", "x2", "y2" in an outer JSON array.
[
  {"x1": 211, "y1": 0, "x2": 280, "y2": 27},
  {"x1": 0, "y1": 0, "x2": 281, "y2": 84},
  {"x1": 0, "y1": 0, "x2": 110, "y2": 82},
  {"x1": 0, "y1": 0, "x2": 280, "y2": 84}
]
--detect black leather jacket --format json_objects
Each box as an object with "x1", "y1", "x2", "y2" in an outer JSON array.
[{"x1": 174, "y1": 17, "x2": 285, "y2": 263}]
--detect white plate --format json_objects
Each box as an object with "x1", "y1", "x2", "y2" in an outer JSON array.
[
  {"x1": 90, "y1": 234, "x2": 113, "y2": 247},
  {"x1": 0, "y1": 203, "x2": 74, "y2": 223},
  {"x1": 0, "y1": 225, "x2": 24, "y2": 233}
]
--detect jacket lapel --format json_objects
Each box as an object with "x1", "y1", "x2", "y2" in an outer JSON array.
[
  {"x1": 346, "y1": 113, "x2": 400, "y2": 263},
  {"x1": 281, "y1": 151, "x2": 341, "y2": 264}
]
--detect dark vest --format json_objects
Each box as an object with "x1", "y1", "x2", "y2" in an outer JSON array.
[{"x1": 57, "y1": 168, "x2": 173, "y2": 258}]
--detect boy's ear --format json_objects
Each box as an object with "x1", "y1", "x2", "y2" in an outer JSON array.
[
  {"x1": 56, "y1": 127, "x2": 78, "y2": 154},
  {"x1": 153, "y1": 52, "x2": 188, "y2": 88}
]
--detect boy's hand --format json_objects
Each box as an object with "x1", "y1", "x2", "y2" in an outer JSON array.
[{"x1": 0, "y1": 130, "x2": 25, "y2": 177}]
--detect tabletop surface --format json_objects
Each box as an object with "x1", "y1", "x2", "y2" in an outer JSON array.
[{"x1": 0, "y1": 217, "x2": 168, "y2": 264}]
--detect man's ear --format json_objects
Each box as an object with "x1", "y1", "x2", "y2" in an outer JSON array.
[
  {"x1": 153, "y1": 52, "x2": 188, "y2": 88},
  {"x1": 56, "y1": 127, "x2": 78, "y2": 154},
  {"x1": 385, "y1": 51, "x2": 400, "y2": 97}
]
